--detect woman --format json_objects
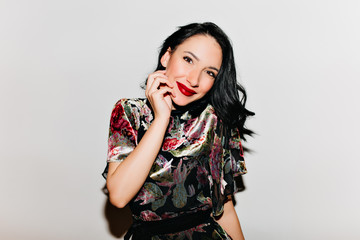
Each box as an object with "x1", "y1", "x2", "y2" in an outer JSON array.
[{"x1": 102, "y1": 22, "x2": 254, "y2": 240}]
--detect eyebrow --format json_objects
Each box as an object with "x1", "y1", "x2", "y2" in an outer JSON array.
[{"x1": 184, "y1": 51, "x2": 220, "y2": 72}]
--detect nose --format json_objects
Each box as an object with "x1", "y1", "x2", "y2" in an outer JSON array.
[{"x1": 187, "y1": 69, "x2": 201, "y2": 87}]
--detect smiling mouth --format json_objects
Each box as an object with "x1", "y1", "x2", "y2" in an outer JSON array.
[{"x1": 176, "y1": 82, "x2": 196, "y2": 96}]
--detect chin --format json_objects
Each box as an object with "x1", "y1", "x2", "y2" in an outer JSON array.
[{"x1": 171, "y1": 96, "x2": 194, "y2": 107}]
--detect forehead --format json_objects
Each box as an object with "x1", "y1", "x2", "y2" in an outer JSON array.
[{"x1": 175, "y1": 35, "x2": 222, "y2": 67}]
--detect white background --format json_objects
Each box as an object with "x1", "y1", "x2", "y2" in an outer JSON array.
[{"x1": 1, "y1": 0, "x2": 359, "y2": 239}]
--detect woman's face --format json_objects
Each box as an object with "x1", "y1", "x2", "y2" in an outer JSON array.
[{"x1": 161, "y1": 34, "x2": 222, "y2": 107}]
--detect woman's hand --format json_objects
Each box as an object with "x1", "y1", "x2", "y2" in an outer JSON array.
[
  {"x1": 145, "y1": 70, "x2": 175, "y2": 120},
  {"x1": 106, "y1": 71, "x2": 176, "y2": 207}
]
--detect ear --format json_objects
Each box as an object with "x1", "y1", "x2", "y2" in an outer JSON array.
[{"x1": 160, "y1": 47, "x2": 171, "y2": 68}]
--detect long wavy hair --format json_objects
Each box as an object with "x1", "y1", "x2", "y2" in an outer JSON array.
[{"x1": 147, "y1": 22, "x2": 254, "y2": 145}]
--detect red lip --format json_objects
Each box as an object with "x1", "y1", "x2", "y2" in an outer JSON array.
[{"x1": 176, "y1": 82, "x2": 196, "y2": 96}]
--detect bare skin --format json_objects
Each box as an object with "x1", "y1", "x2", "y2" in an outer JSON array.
[
  {"x1": 215, "y1": 197, "x2": 245, "y2": 240},
  {"x1": 105, "y1": 35, "x2": 245, "y2": 239},
  {"x1": 106, "y1": 70, "x2": 174, "y2": 208}
]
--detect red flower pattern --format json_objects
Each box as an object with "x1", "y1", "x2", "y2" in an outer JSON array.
[
  {"x1": 110, "y1": 102, "x2": 132, "y2": 133},
  {"x1": 162, "y1": 137, "x2": 185, "y2": 151},
  {"x1": 104, "y1": 99, "x2": 245, "y2": 239}
]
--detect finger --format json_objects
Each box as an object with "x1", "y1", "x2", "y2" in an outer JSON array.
[
  {"x1": 146, "y1": 75, "x2": 167, "y2": 97},
  {"x1": 146, "y1": 71, "x2": 168, "y2": 91},
  {"x1": 151, "y1": 86, "x2": 174, "y2": 98},
  {"x1": 152, "y1": 75, "x2": 174, "y2": 89},
  {"x1": 148, "y1": 77, "x2": 174, "y2": 96}
]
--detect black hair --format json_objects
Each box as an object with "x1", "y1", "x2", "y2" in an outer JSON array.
[{"x1": 147, "y1": 22, "x2": 254, "y2": 144}]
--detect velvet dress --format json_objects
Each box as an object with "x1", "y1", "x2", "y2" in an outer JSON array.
[{"x1": 102, "y1": 98, "x2": 247, "y2": 240}]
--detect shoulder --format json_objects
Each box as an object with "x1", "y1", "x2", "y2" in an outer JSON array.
[
  {"x1": 112, "y1": 98, "x2": 149, "y2": 116},
  {"x1": 207, "y1": 104, "x2": 241, "y2": 150},
  {"x1": 114, "y1": 98, "x2": 147, "y2": 109},
  {"x1": 205, "y1": 104, "x2": 216, "y2": 116},
  {"x1": 200, "y1": 103, "x2": 219, "y2": 128},
  {"x1": 196, "y1": 103, "x2": 217, "y2": 120},
  {"x1": 111, "y1": 98, "x2": 152, "y2": 129}
]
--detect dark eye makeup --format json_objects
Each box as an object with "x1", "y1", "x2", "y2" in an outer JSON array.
[
  {"x1": 183, "y1": 56, "x2": 193, "y2": 64},
  {"x1": 183, "y1": 55, "x2": 217, "y2": 79},
  {"x1": 206, "y1": 70, "x2": 216, "y2": 78}
]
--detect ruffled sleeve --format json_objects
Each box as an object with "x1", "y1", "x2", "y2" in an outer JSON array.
[
  {"x1": 209, "y1": 126, "x2": 247, "y2": 217},
  {"x1": 102, "y1": 99, "x2": 138, "y2": 179},
  {"x1": 222, "y1": 127, "x2": 247, "y2": 191}
]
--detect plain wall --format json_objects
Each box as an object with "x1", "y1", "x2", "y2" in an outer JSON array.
[{"x1": 1, "y1": 0, "x2": 359, "y2": 239}]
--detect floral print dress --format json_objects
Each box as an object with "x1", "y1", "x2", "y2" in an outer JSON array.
[{"x1": 102, "y1": 98, "x2": 247, "y2": 240}]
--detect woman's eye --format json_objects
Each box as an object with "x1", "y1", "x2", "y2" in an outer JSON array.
[
  {"x1": 206, "y1": 71, "x2": 216, "y2": 78},
  {"x1": 183, "y1": 56, "x2": 193, "y2": 64}
]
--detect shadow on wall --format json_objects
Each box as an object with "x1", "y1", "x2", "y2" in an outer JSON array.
[{"x1": 102, "y1": 185, "x2": 133, "y2": 238}]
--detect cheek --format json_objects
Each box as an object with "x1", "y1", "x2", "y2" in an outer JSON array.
[
  {"x1": 166, "y1": 59, "x2": 188, "y2": 78},
  {"x1": 200, "y1": 79, "x2": 214, "y2": 94}
]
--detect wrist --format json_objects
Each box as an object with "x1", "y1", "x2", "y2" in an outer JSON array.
[{"x1": 152, "y1": 116, "x2": 170, "y2": 127}]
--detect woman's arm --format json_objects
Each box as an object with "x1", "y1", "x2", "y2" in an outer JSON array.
[
  {"x1": 106, "y1": 117, "x2": 169, "y2": 208},
  {"x1": 106, "y1": 70, "x2": 174, "y2": 208},
  {"x1": 215, "y1": 196, "x2": 245, "y2": 240}
]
